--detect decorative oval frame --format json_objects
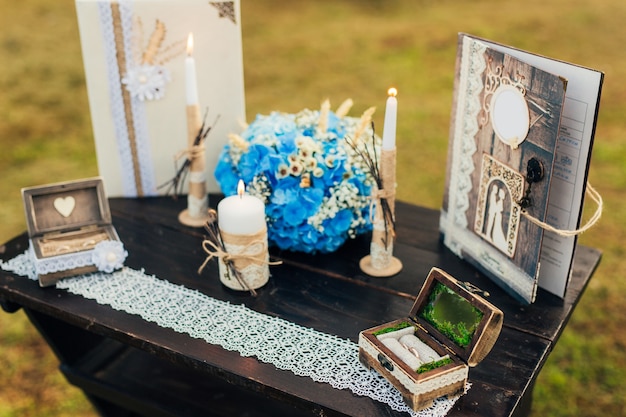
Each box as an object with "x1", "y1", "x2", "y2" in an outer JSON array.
[{"x1": 490, "y1": 85, "x2": 530, "y2": 148}]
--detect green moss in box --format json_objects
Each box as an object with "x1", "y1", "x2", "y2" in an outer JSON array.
[
  {"x1": 419, "y1": 282, "x2": 484, "y2": 348},
  {"x1": 372, "y1": 321, "x2": 413, "y2": 336},
  {"x1": 416, "y1": 357, "x2": 454, "y2": 374}
]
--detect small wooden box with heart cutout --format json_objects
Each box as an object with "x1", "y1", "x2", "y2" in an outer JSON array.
[{"x1": 22, "y1": 177, "x2": 121, "y2": 287}]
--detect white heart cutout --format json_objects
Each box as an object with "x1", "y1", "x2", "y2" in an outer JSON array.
[{"x1": 54, "y1": 196, "x2": 76, "y2": 218}]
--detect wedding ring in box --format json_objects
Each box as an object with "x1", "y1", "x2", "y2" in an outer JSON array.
[
  {"x1": 358, "y1": 267, "x2": 503, "y2": 411},
  {"x1": 22, "y1": 177, "x2": 122, "y2": 287}
]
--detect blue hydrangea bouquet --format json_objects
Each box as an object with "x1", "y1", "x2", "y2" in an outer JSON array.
[{"x1": 214, "y1": 99, "x2": 381, "y2": 253}]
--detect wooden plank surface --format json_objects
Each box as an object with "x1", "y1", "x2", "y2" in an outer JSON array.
[{"x1": 0, "y1": 196, "x2": 601, "y2": 417}]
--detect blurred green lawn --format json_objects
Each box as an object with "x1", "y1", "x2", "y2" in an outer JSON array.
[{"x1": 1, "y1": 0, "x2": 625, "y2": 416}]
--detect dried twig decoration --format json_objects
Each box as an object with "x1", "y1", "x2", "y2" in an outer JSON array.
[
  {"x1": 346, "y1": 122, "x2": 396, "y2": 249},
  {"x1": 158, "y1": 109, "x2": 220, "y2": 197},
  {"x1": 198, "y1": 209, "x2": 256, "y2": 296}
]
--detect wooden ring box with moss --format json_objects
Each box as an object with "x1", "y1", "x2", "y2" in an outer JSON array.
[{"x1": 358, "y1": 267, "x2": 503, "y2": 412}]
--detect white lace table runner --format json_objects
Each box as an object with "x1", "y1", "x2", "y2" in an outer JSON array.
[{"x1": 2, "y1": 251, "x2": 467, "y2": 416}]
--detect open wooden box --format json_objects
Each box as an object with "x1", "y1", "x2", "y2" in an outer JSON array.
[
  {"x1": 22, "y1": 177, "x2": 122, "y2": 287},
  {"x1": 358, "y1": 267, "x2": 503, "y2": 411}
]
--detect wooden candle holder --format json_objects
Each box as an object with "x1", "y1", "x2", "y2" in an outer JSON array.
[
  {"x1": 360, "y1": 148, "x2": 402, "y2": 277},
  {"x1": 178, "y1": 104, "x2": 211, "y2": 227}
]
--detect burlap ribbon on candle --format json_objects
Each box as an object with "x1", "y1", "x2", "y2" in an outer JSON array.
[
  {"x1": 173, "y1": 143, "x2": 207, "y2": 204},
  {"x1": 219, "y1": 228, "x2": 269, "y2": 267},
  {"x1": 370, "y1": 149, "x2": 397, "y2": 249},
  {"x1": 377, "y1": 149, "x2": 397, "y2": 213},
  {"x1": 185, "y1": 105, "x2": 207, "y2": 200},
  {"x1": 199, "y1": 227, "x2": 280, "y2": 293}
]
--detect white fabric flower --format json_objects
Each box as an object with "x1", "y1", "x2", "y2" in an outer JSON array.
[
  {"x1": 92, "y1": 241, "x2": 128, "y2": 273},
  {"x1": 121, "y1": 64, "x2": 171, "y2": 101}
]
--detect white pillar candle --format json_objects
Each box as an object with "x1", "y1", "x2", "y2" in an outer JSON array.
[
  {"x1": 217, "y1": 180, "x2": 266, "y2": 235},
  {"x1": 185, "y1": 33, "x2": 199, "y2": 106},
  {"x1": 382, "y1": 87, "x2": 398, "y2": 150},
  {"x1": 216, "y1": 180, "x2": 269, "y2": 292}
]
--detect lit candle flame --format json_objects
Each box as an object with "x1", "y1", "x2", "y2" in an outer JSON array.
[
  {"x1": 387, "y1": 87, "x2": 398, "y2": 98},
  {"x1": 186, "y1": 33, "x2": 194, "y2": 56},
  {"x1": 237, "y1": 179, "x2": 245, "y2": 198}
]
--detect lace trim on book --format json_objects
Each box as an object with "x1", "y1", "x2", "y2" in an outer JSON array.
[
  {"x1": 98, "y1": 0, "x2": 156, "y2": 196},
  {"x1": 443, "y1": 37, "x2": 486, "y2": 256}
]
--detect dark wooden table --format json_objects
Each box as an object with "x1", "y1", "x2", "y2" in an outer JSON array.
[{"x1": 0, "y1": 196, "x2": 601, "y2": 417}]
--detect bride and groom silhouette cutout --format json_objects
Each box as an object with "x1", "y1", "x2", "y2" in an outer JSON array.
[{"x1": 484, "y1": 181, "x2": 510, "y2": 253}]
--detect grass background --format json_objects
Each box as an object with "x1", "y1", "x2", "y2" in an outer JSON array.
[{"x1": 1, "y1": 0, "x2": 625, "y2": 416}]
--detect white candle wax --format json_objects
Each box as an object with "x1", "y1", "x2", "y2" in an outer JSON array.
[
  {"x1": 185, "y1": 33, "x2": 199, "y2": 106},
  {"x1": 382, "y1": 87, "x2": 398, "y2": 150},
  {"x1": 217, "y1": 181, "x2": 266, "y2": 235}
]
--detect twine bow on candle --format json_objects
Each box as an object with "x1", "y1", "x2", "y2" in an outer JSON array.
[
  {"x1": 197, "y1": 239, "x2": 252, "y2": 294},
  {"x1": 366, "y1": 186, "x2": 397, "y2": 251},
  {"x1": 198, "y1": 237, "x2": 279, "y2": 271},
  {"x1": 158, "y1": 110, "x2": 219, "y2": 197},
  {"x1": 173, "y1": 143, "x2": 206, "y2": 162},
  {"x1": 197, "y1": 210, "x2": 281, "y2": 296},
  {"x1": 369, "y1": 187, "x2": 396, "y2": 221}
]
